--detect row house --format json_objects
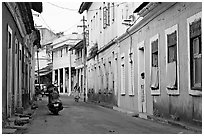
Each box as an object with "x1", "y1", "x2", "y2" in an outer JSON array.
[
  {"x1": 79, "y1": 2, "x2": 202, "y2": 125},
  {"x1": 2, "y1": 2, "x2": 42, "y2": 120},
  {"x1": 51, "y1": 33, "x2": 83, "y2": 95}
]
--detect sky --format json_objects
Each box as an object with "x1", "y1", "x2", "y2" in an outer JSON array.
[{"x1": 33, "y1": 1, "x2": 84, "y2": 35}]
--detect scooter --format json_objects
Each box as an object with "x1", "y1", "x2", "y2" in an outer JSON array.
[
  {"x1": 47, "y1": 84, "x2": 63, "y2": 115},
  {"x1": 47, "y1": 99, "x2": 63, "y2": 115}
]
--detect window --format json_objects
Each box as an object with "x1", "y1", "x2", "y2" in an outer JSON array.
[
  {"x1": 19, "y1": 50, "x2": 21, "y2": 60},
  {"x1": 150, "y1": 34, "x2": 160, "y2": 95},
  {"x1": 128, "y1": 50, "x2": 134, "y2": 95},
  {"x1": 190, "y1": 19, "x2": 201, "y2": 90},
  {"x1": 121, "y1": 53, "x2": 125, "y2": 95},
  {"x1": 103, "y1": 2, "x2": 107, "y2": 29},
  {"x1": 8, "y1": 30, "x2": 12, "y2": 49},
  {"x1": 15, "y1": 39, "x2": 18, "y2": 54},
  {"x1": 107, "y1": 2, "x2": 110, "y2": 26},
  {"x1": 103, "y1": 2, "x2": 111, "y2": 29},
  {"x1": 187, "y1": 12, "x2": 202, "y2": 95},
  {"x1": 66, "y1": 47, "x2": 68, "y2": 53},
  {"x1": 99, "y1": 7, "x2": 102, "y2": 33},
  {"x1": 111, "y1": 3, "x2": 115, "y2": 23},
  {"x1": 165, "y1": 24, "x2": 179, "y2": 95}
]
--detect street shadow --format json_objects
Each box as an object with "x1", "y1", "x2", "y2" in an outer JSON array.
[{"x1": 45, "y1": 112, "x2": 62, "y2": 116}]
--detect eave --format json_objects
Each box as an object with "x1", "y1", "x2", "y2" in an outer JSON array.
[{"x1": 78, "y1": 2, "x2": 92, "y2": 14}]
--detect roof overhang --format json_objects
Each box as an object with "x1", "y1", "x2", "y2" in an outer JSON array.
[
  {"x1": 78, "y1": 2, "x2": 92, "y2": 14},
  {"x1": 133, "y1": 2, "x2": 149, "y2": 13},
  {"x1": 69, "y1": 40, "x2": 83, "y2": 51}
]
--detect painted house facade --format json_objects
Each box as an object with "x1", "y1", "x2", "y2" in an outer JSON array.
[
  {"x1": 2, "y1": 2, "x2": 42, "y2": 120},
  {"x1": 79, "y1": 2, "x2": 202, "y2": 125},
  {"x1": 51, "y1": 34, "x2": 83, "y2": 95},
  {"x1": 79, "y1": 2, "x2": 141, "y2": 105}
]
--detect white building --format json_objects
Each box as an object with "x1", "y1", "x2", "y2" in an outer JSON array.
[
  {"x1": 79, "y1": 2, "x2": 141, "y2": 105},
  {"x1": 51, "y1": 33, "x2": 83, "y2": 95}
]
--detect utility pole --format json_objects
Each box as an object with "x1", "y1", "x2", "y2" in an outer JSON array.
[
  {"x1": 37, "y1": 48, "x2": 40, "y2": 89},
  {"x1": 82, "y1": 16, "x2": 87, "y2": 102},
  {"x1": 78, "y1": 16, "x2": 87, "y2": 102}
]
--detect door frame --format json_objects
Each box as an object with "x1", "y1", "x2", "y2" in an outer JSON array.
[{"x1": 137, "y1": 41, "x2": 146, "y2": 113}]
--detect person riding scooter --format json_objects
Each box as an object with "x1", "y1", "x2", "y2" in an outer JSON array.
[{"x1": 47, "y1": 83, "x2": 63, "y2": 114}]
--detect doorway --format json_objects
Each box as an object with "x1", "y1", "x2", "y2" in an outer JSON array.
[{"x1": 137, "y1": 41, "x2": 146, "y2": 113}]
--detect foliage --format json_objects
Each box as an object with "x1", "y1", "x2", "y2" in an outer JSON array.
[{"x1": 89, "y1": 43, "x2": 98, "y2": 59}]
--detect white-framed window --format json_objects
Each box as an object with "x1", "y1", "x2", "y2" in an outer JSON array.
[
  {"x1": 121, "y1": 53, "x2": 125, "y2": 95},
  {"x1": 15, "y1": 38, "x2": 18, "y2": 54},
  {"x1": 128, "y1": 49, "x2": 134, "y2": 96},
  {"x1": 187, "y1": 12, "x2": 202, "y2": 96},
  {"x1": 108, "y1": 60, "x2": 112, "y2": 91},
  {"x1": 165, "y1": 24, "x2": 179, "y2": 95},
  {"x1": 103, "y1": 2, "x2": 111, "y2": 29},
  {"x1": 103, "y1": 2, "x2": 107, "y2": 29},
  {"x1": 150, "y1": 34, "x2": 160, "y2": 95},
  {"x1": 111, "y1": 2, "x2": 115, "y2": 23},
  {"x1": 8, "y1": 25, "x2": 12, "y2": 49}
]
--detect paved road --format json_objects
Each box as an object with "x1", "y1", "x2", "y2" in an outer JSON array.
[{"x1": 24, "y1": 95, "x2": 197, "y2": 134}]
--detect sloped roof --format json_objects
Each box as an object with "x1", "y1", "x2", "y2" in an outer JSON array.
[
  {"x1": 51, "y1": 34, "x2": 83, "y2": 50},
  {"x1": 17, "y1": 2, "x2": 42, "y2": 34}
]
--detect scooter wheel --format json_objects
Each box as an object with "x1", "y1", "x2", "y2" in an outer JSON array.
[{"x1": 53, "y1": 111, "x2": 59, "y2": 115}]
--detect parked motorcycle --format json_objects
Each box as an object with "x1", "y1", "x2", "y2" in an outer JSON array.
[{"x1": 47, "y1": 84, "x2": 63, "y2": 115}]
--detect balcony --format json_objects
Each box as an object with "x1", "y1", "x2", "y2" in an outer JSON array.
[{"x1": 75, "y1": 57, "x2": 83, "y2": 68}]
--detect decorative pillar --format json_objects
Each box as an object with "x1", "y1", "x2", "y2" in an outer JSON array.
[
  {"x1": 52, "y1": 70, "x2": 55, "y2": 84},
  {"x1": 58, "y1": 69, "x2": 60, "y2": 92},
  {"x1": 63, "y1": 68, "x2": 66, "y2": 94},
  {"x1": 69, "y1": 49, "x2": 72, "y2": 95},
  {"x1": 79, "y1": 69, "x2": 81, "y2": 93}
]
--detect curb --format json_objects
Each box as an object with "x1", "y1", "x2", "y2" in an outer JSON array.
[
  {"x1": 87, "y1": 101, "x2": 202, "y2": 133},
  {"x1": 142, "y1": 114, "x2": 202, "y2": 133}
]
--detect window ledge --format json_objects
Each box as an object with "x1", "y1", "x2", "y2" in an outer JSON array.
[
  {"x1": 151, "y1": 89, "x2": 160, "y2": 95},
  {"x1": 129, "y1": 94, "x2": 134, "y2": 96},
  {"x1": 189, "y1": 90, "x2": 202, "y2": 96},
  {"x1": 166, "y1": 88, "x2": 179, "y2": 95}
]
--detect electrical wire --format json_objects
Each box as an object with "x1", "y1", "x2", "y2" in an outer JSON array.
[
  {"x1": 47, "y1": 2, "x2": 78, "y2": 11},
  {"x1": 89, "y1": 2, "x2": 126, "y2": 12},
  {"x1": 62, "y1": 21, "x2": 81, "y2": 33},
  {"x1": 47, "y1": 2, "x2": 127, "y2": 12},
  {"x1": 39, "y1": 14, "x2": 52, "y2": 31}
]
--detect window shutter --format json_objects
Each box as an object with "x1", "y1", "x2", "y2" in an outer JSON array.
[{"x1": 103, "y1": 6, "x2": 107, "y2": 29}]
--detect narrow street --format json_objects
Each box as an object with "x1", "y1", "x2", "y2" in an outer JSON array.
[{"x1": 24, "y1": 95, "x2": 196, "y2": 134}]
